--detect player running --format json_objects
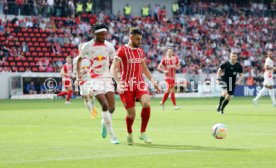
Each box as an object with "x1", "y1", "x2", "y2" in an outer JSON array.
[
  {"x1": 77, "y1": 24, "x2": 119, "y2": 144},
  {"x1": 57, "y1": 56, "x2": 73, "y2": 104},
  {"x1": 253, "y1": 51, "x2": 276, "y2": 106},
  {"x1": 216, "y1": 51, "x2": 243, "y2": 114},
  {"x1": 111, "y1": 28, "x2": 160, "y2": 145},
  {"x1": 158, "y1": 48, "x2": 180, "y2": 110},
  {"x1": 73, "y1": 43, "x2": 97, "y2": 119}
]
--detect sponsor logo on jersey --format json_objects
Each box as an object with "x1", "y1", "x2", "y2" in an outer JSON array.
[
  {"x1": 128, "y1": 58, "x2": 143, "y2": 63},
  {"x1": 94, "y1": 56, "x2": 107, "y2": 62}
]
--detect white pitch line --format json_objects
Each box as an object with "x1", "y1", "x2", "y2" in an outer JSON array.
[{"x1": 1, "y1": 149, "x2": 199, "y2": 164}]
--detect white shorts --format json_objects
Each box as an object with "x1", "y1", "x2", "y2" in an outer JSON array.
[
  {"x1": 83, "y1": 78, "x2": 114, "y2": 96},
  {"x1": 263, "y1": 72, "x2": 274, "y2": 86},
  {"x1": 79, "y1": 81, "x2": 93, "y2": 96}
]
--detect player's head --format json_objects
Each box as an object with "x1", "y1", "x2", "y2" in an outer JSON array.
[
  {"x1": 267, "y1": 50, "x2": 273, "y2": 59},
  {"x1": 93, "y1": 23, "x2": 108, "y2": 43},
  {"x1": 129, "y1": 28, "x2": 142, "y2": 48},
  {"x1": 66, "y1": 56, "x2": 72, "y2": 64},
  {"x1": 167, "y1": 48, "x2": 173, "y2": 57},
  {"x1": 230, "y1": 52, "x2": 238, "y2": 62}
]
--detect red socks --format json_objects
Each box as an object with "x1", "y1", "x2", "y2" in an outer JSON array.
[
  {"x1": 126, "y1": 116, "x2": 134, "y2": 134},
  {"x1": 57, "y1": 91, "x2": 68, "y2": 97},
  {"x1": 171, "y1": 93, "x2": 176, "y2": 106},
  {"x1": 161, "y1": 92, "x2": 169, "y2": 104},
  {"x1": 141, "y1": 107, "x2": 150, "y2": 133},
  {"x1": 66, "y1": 90, "x2": 73, "y2": 101}
]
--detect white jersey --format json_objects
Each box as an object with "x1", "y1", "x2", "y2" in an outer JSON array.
[
  {"x1": 265, "y1": 57, "x2": 274, "y2": 73},
  {"x1": 73, "y1": 56, "x2": 91, "y2": 81},
  {"x1": 263, "y1": 57, "x2": 274, "y2": 86},
  {"x1": 79, "y1": 39, "x2": 116, "y2": 79}
]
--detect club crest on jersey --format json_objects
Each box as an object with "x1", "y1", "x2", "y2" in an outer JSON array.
[
  {"x1": 94, "y1": 56, "x2": 107, "y2": 62},
  {"x1": 128, "y1": 58, "x2": 143, "y2": 63}
]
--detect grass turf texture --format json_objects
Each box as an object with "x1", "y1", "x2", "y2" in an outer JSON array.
[{"x1": 0, "y1": 97, "x2": 275, "y2": 168}]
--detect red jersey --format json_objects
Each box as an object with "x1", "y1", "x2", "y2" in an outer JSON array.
[
  {"x1": 160, "y1": 56, "x2": 179, "y2": 80},
  {"x1": 116, "y1": 45, "x2": 145, "y2": 86},
  {"x1": 62, "y1": 63, "x2": 72, "y2": 78}
]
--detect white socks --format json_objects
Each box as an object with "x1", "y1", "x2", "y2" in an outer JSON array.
[
  {"x1": 85, "y1": 101, "x2": 93, "y2": 113},
  {"x1": 254, "y1": 87, "x2": 276, "y2": 104},
  {"x1": 254, "y1": 87, "x2": 267, "y2": 101},
  {"x1": 102, "y1": 111, "x2": 116, "y2": 137},
  {"x1": 269, "y1": 89, "x2": 276, "y2": 104}
]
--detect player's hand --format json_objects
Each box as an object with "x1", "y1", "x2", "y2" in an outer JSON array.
[
  {"x1": 153, "y1": 82, "x2": 161, "y2": 93},
  {"x1": 235, "y1": 80, "x2": 241, "y2": 85},
  {"x1": 117, "y1": 81, "x2": 125, "y2": 94},
  {"x1": 164, "y1": 70, "x2": 169, "y2": 74}
]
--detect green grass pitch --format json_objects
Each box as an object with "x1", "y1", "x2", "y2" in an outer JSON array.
[{"x1": 0, "y1": 97, "x2": 276, "y2": 168}]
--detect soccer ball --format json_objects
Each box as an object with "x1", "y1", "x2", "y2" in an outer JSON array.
[{"x1": 212, "y1": 123, "x2": 227, "y2": 139}]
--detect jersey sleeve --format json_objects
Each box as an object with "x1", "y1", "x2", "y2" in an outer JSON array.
[
  {"x1": 115, "y1": 46, "x2": 125, "y2": 61},
  {"x1": 108, "y1": 43, "x2": 116, "y2": 60},
  {"x1": 176, "y1": 57, "x2": 179, "y2": 64},
  {"x1": 79, "y1": 42, "x2": 89, "y2": 58},
  {"x1": 160, "y1": 59, "x2": 166, "y2": 67},
  {"x1": 220, "y1": 62, "x2": 226, "y2": 70},
  {"x1": 239, "y1": 64, "x2": 243, "y2": 73}
]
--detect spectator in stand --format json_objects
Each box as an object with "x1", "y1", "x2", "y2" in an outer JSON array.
[
  {"x1": 86, "y1": 0, "x2": 93, "y2": 14},
  {"x1": 15, "y1": 0, "x2": 25, "y2": 16},
  {"x1": 26, "y1": 81, "x2": 37, "y2": 94},
  {"x1": 68, "y1": 0, "x2": 75, "y2": 17},
  {"x1": 2, "y1": 42, "x2": 10, "y2": 59},
  {"x1": 47, "y1": 0, "x2": 55, "y2": 16},
  {"x1": 40, "y1": 83, "x2": 47, "y2": 94},
  {"x1": 123, "y1": 3, "x2": 131, "y2": 19},
  {"x1": 51, "y1": 42, "x2": 61, "y2": 54},
  {"x1": 55, "y1": 58, "x2": 63, "y2": 71},
  {"x1": 21, "y1": 42, "x2": 29, "y2": 53},
  {"x1": 46, "y1": 62, "x2": 54, "y2": 72}
]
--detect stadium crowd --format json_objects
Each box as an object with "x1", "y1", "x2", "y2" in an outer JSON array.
[{"x1": 0, "y1": 1, "x2": 275, "y2": 85}]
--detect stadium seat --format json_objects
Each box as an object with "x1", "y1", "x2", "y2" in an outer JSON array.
[
  {"x1": 32, "y1": 67, "x2": 38, "y2": 72},
  {"x1": 19, "y1": 67, "x2": 25, "y2": 72}
]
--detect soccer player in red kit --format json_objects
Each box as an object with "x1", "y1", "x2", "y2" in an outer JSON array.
[
  {"x1": 111, "y1": 28, "x2": 160, "y2": 145},
  {"x1": 158, "y1": 48, "x2": 180, "y2": 110},
  {"x1": 57, "y1": 56, "x2": 73, "y2": 104}
]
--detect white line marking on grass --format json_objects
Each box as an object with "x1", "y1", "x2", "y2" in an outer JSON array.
[{"x1": 1, "y1": 150, "x2": 198, "y2": 164}]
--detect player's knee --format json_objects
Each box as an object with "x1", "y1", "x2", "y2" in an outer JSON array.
[
  {"x1": 142, "y1": 101, "x2": 150, "y2": 108},
  {"x1": 109, "y1": 107, "x2": 115, "y2": 114},
  {"x1": 128, "y1": 113, "x2": 135, "y2": 119},
  {"x1": 101, "y1": 102, "x2": 109, "y2": 111}
]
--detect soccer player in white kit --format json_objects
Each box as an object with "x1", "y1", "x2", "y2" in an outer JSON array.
[
  {"x1": 77, "y1": 24, "x2": 119, "y2": 144},
  {"x1": 253, "y1": 51, "x2": 276, "y2": 106},
  {"x1": 73, "y1": 43, "x2": 97, "y2": 119}
]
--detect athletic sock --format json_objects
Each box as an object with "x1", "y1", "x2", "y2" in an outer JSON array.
[
  {"x1": 254, "y1": 87, "x2": 267, "y2": 101},
  {"x1": 171, "y1": 93, "x2": 176, "y2": 106},
  {"x1": 126, "y1": 116, "x2": 134, "y2": 134},
  {"x1": 66, "y1": 90, "x2": 73, "y2": 101},
  {"x1": 102, "y1": 111, "x2": 116, "y2": 137},
  {"x1": 161, "y1": 92, "x2": 169, "y2": 104},
  {"x1": 269, "y1": 89, "x2": 276, "y2": 104},
  {"x1": 221, "y1": 99, "x2": 229, "y2": 111},
  {"x1": 57, "y1": 91, "x2": 67, "y2": 97},
  {"x1": 141, "y1": 107, "x2": 150, "y2": 133}
]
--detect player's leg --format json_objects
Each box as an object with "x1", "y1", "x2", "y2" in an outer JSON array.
[
  {"x1": 57, "y1": 80, "x2": 68, "y2": 97},
  {"x1": 217, "y1": 89, "x2": 227, "y2": 112},
  {"x1": 65, "y1": 85, "x2": 73, "y2": 104},
  {"x1": 266, "y1": 85, "x2": 276, "y2": 105},
  {"x1": 253, "y1": 86, "x2": 267, "y2": 104},
  {"x1": 170, "y1": 87, "x2": 180, "y2": 110},
  {"x1": 160, "y1": 80, "x2": 170, "y2": 109},
  {"x1": 125, "y1": 107, "x2": 136, "y2": 145},
  {"x1": 138, "y1": 94, "x2": 152, "y2": 144},
  {"x1": 119, "y1": 90, "x2": 136, "y2": 145},
  {"x1": 220, "y1": 81, "x2": 234, "y2": 114},
  {"x1": 104, "y1": 91, "x2": 119, "y2": 144},
  {"x1": 95, "y1": 94, "x2": 117, "y2": 143}
]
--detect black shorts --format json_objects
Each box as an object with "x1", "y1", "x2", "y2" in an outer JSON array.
[{"x1": 221, "y1": 80, "x2": 236, "y2": 95}]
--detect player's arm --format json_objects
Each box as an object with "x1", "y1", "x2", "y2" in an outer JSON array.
[
  {"x1": 175, "y1": 61, "x2": 181, "y2": 70},
  {"x1": 216, "y1": 68, "x2": 223, "y2": 81},
  {"x1": 76, "y1": 43, "x2": 87, "y2": 81},
  {"x1": 60, "y1": 66, "x2": 66, "y2": 78},
  {"x1": 111, "y1": 57, "x2": 124, "y2": 93},
  {"x1": 142, "y1": 60, "x2": 161, "y2": 91},
  {"x1": 157, "y1": 60, "x2": 168, "y2": 73},
  {"x1": 236, "y1": 73, "x2": 244, "y2": 85}
]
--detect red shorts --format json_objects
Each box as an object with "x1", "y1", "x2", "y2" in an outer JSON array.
[
  {"x1": 165, "y1": 79, "x2": 175, "y2": 89},
  {"x1": 119, "y1": 83, "x2": 149, "y2": 109},
  {"x1": 63, "y1": 78, "x2": 72, "y2": 88}
]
